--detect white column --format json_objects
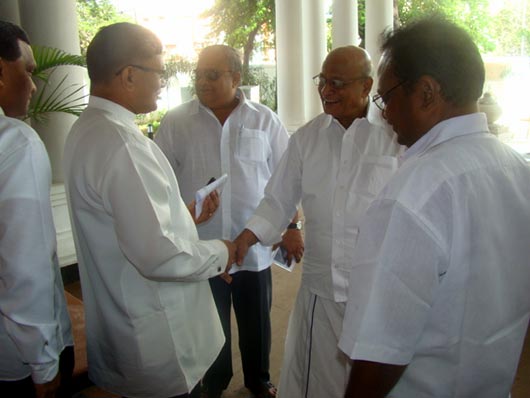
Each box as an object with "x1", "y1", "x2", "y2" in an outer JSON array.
[
  {"x1": 0, "y1": 0, "x2": 20, "y2": 24},
  {"x1": 332, "y1": 0, "x2": 359, "y2": 48},
  {"x1": 303, "y1": 0, "x2": 327, "y2": 121},
  {"x1": 275, "y1": 0, "x2": 306, "y2": 132},
  {"x1": 18, "y1": 0, "x2": 82, "y2": 267},
  {"x1": 19, "y1": 0, "x2": 85, "y2": 183},
  {"x1": 365, "y1": 0, "x2": 393, "y2": 90}
]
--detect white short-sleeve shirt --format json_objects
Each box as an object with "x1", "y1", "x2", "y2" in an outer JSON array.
[{"x1": 339, "y1": 113, "x2": 530, "y2": 397}]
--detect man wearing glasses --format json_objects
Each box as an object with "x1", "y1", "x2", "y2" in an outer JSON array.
[
  {"x1": 155, "y1": 45, "x2": 298, "y2": 398},
  {"x1": 340, "y1": 17, "x2": 530, "y2": 398},
  {"x1": 235, "y1": 45, "x2": 403, "y2": 397},
  {"x1": 63, "y1": 23, "x2": 236, "y2": 398}
]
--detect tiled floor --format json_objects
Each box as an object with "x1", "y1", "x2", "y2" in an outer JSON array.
[{"x1": 66, "y1": 262, "x2": 529, "y2": 397}]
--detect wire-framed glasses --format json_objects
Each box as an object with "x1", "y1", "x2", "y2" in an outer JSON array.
[{"x1": 372, "y1": 80, "x2": 406, "y2": 111}]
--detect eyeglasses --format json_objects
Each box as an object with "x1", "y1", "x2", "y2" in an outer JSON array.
[
  {"x1": 115, "y1": 65, "x2": 166, "y2": 77},
  {"x1": 312, "y1": 74, "x2": 367, "y2": 90},
  {"x1": 115, "y1": 64, "x2": 167, "y2": 86},
  {"x1": 372, "y1": 80, "x2": 406, "y2": 111},
  {"x1": 193, "y1": 69, "x2": 233, "y2": 81}
]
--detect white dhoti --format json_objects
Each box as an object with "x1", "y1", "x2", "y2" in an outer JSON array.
[{"x1": 278, "y1": 284, "x2": 351, "y2": 398}]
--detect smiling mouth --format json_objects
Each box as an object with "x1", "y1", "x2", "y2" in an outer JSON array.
[{"x1": 322, "y1": 98, "x2": 339, "y2": 105}]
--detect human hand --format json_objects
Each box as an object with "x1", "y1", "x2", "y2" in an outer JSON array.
[
  {"x1": 188, "y1": 190, "x2": 220, "y2": 224},
  {"x1": 34, "y1": 373, "x2": 60, "y2": 398},
  {"x1": 234, "y1": 229, "x2": 259, "y2": 266},
  {"x1": 221, "y1": 239, "x2": 236, "y2": 273},
  {"x1": 279, "y1": 228, "x2": 304, "y2": 265}
]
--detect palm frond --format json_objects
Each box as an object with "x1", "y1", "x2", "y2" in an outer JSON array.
[
  {"x1": 32, "y1": 45, "x2": 86, "y2": 82},
  {"x1": 27, "y1": 74, "x2": 87, "y2": 123}
]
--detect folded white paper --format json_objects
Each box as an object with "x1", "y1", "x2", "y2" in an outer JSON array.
[
  {"x1": 195, "y1": 174, "x2": 228, "y2": 218},
  {"x1": 273, "y1": 246, "x2": 294, "y2": 272}
]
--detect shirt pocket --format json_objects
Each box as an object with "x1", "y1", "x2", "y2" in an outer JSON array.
[
  {"x1": 235, "y1": 128, "x2": 267, "y2": 163},
  {"x1": 355, "y1": 155, "x2": 398, "y2": 198}
]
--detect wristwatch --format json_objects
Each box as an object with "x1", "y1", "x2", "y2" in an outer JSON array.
[{"x1": 287, "y1": 221, "x2": 302, "y2": 230}]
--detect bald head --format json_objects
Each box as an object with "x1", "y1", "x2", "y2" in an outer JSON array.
[
  {"x1": 317, "y1": 46, "x2": 373, "y2": 128},
  {"x1": 323, "y1": 46, "x2": 372, "y2": 78}
]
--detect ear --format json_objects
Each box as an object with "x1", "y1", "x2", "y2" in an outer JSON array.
[
  {"x1": 232, "y1": 71, "x2": 241, "y2": 88},
  {"x1": 117, "y1": 66, "x2": 136, "y2": 91},
  {"x1": 418, "y1": 75, "x2": 440, "y2": 109},
  {"x1": 361, "y1": 77, "x2": 373, "y2": 97}
]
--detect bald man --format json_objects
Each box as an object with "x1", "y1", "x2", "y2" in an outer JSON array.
[{"x1": 235, "y1": 46, "x2": 403, "y2": 397}]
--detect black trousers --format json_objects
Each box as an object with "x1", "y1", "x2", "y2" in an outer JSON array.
[
  {"x1": 202, "y1": 268, "x2": 272, "y2": 395},
  {"x1": 0, "y1": 345, "x2": 74, "y2": 398}
]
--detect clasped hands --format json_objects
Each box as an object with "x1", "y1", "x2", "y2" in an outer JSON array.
[
  {"x1": 188, "y1": 193, "x2": 304, "y2": 282},
  {"x1": 219, "y1": 227, "x2": 304, "y2": 284}
]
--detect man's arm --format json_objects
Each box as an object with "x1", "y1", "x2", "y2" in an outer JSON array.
[
  {"x1": 0, "y1": 134, "x2": 65, "y2": 389},
  {"x1": 344, "y1": 360, "x2": 406, "y2": 398}
]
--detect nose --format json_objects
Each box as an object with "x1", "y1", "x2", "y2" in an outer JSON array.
[
  {"x1": 30, "y1": 78, "x2": 37, "y2": 96},
  {"x1": 319, "y1": 81, "x2": 335, "y2": 97}
]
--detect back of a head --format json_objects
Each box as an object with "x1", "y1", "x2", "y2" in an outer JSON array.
[
  {"x1": 198, "y1": 44, "x2": 242, "y2": 74},
  {"x1": 86, "y1": 22, "x2": 162, "y2": 84},
  {"x1": 380, "y1": 16, "x2": 485, "y2": 107},
  {"x1": 0, "y1": 20, "x2": 30, "y2": 61}
]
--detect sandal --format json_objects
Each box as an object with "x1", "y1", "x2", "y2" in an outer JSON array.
[{"x1": 251, "y1": 381, "x2": 277, "y2": 398}]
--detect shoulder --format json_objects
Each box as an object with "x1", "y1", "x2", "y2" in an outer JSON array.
[
  {"x1": 0, "y1": 116, "x2": 46, "y2": 157},
  {"x1": 163, "y1": 100, "x2": 198, "y2": 122}
]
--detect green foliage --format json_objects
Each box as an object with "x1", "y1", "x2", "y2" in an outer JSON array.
[
  {"x1": 27, "y1": 46, "x2": 87, "y2": 123},
  {"x1": 242, "y1": 66, "x2": 277, "y2": 110},
  {"x1": 76, "y1": 0, "x2": 132, "y2": 56},
  {"x1": 135, "y1": 109, "x2": 167, "y2": 136},
  {"x1": 397, "y1": 0, "x2": 496, "y2": 53},
  {"x1": 164, "y1": 55, "x2": 196, "y2": 84},
  {"x1": 202, "y1": 0, "x2": 275, "y2": 70}
]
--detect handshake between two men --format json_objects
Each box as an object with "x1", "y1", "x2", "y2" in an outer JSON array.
[{"x1": 190, "y1": 190, "x2": 304, "y2": 282}]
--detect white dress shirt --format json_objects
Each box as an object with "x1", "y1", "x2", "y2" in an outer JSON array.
[
  {"x1": 246, "y1": 105, "x2": 402, "y2": 301},
  {"x1": 63, "y1": 96, "x2": 228, "y2": 398},
  {"x1": 0, "y1": 108, "x2": 73, "y2": 384},
  {"x1": 155, "y1": 89, "x2": 289, "y2": 273},
  {"x1": 339, "y1": 113, "x2": 530, "y2": 398}
]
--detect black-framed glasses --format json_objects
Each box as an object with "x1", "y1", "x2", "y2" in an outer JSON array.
[
  {"x1": 312, "y1": 74, "x2": 367, "y2": 90},
  {"x1": 372, "y1": 80, "x2": 406, "y2": 111},
  {"x1": 193, "y1": 69, "x2": 233, "y2": 82}
]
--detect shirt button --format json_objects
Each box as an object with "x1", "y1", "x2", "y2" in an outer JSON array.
[{"x1": 217, "y1": 267, "x2": 222, "y2": 272}]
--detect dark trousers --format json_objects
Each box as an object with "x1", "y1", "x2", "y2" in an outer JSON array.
[
  {"x1": 0, "y1": 345, "x2": 74, "y2": 398},
  {"x1": 202, "y1": 268, "x2": 272, "y2": 395}
]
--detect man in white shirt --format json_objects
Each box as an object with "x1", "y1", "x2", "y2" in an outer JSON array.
[
  {"x1": 340, "y1": 17, "x2": 530, "y2": 398},
  {"x1": 63, "y1": 23, "x2": 236, "y2": 398},
  {"x1": 0, "y1": 20, "x2": 73, "y2": 398},
  {"x1": 155, "y1": 45, "x2": 298, "y2": 398},
  {"x1": 235, "y1": 46, "x2": 402, "y2": 397}
]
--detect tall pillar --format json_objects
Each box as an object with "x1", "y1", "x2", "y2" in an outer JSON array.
[
  {"x1": 0, "y1": 0, "x2": 20, "y2": 24},
  {"x1": 332, "y1": 0, "x2": 359, "y2": 48},
  {"x1": 275, "y1": 0, "x2": 306, "y2": 132},
  {"x1": 303, "y1": 0, "x2": 327, "y2": 121},
  {"x1": 19, "y1": 0, "x2": 82, "y2": 267},
  {"x1": 365, "y1": 0, "x2": 393, "y2": 91},
  {"x1": 19, "y1": 0, "x2": 85, "y2": 183}
]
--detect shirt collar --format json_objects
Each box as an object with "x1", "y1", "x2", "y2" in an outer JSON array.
[
  {"x1": 0, "y1": 107, "x2": 4, "y2": 117},
  {"x1": 321, "y1": 99, "x2": 378, "y2": 130},
  {"x1": 400, "y1": 113, "x2": 489, "y2": 164},
  {"x1": 191, "y1": 87, "x2": 258, "y2": 116},
  {"x1": 88, "y1": 95, "x2": 137, "y2": 128}
]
